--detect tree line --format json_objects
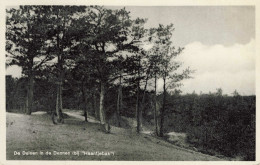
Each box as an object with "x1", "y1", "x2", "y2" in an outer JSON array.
[
  {"x1": 6, "y1": 6, "x2": 191, "y2": 135},
  {"x1": 6, "y1": 76, "x2": 255, "y2": 160}
]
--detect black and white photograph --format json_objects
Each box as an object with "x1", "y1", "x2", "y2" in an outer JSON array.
[{"x1": 3, "y1": 3, "x2": 257, "y2": 162}]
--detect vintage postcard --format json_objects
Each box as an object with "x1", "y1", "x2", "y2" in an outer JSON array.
[{"x1": 0, "y1": 0, "x2": 259, "y2": 164}]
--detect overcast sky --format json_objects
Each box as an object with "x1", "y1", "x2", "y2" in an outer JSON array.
[{"x1": 6, "y1": 6, "x2": 255, "y2": 95}]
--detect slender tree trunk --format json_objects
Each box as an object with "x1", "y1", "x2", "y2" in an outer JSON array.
[
  {"x1": 116, "y1": 72, "x2": 122, "y2": 127},
  {"x1": 136, "y1": 85, "x2": 141, "y2": 133},
  {"x1": 56, "y1": 81, "x2": 63, "y2": 122},
  {"x1": 140, "y1": 67, "x2": 150, "y2": 127},
  {"x1": 83, "y1": 95, "x2": 88, "y2": 122},
  {"x1": 92, "y1": 92, "x2": 99, "y2": 120},
  {"x1": 159, "y1": 76, "x2": 166, "y2": 137},
  {"x1": 56, "y1": 58, "x2": 64, "y2": 123},
  {"x1": 26, "y1": 72, "x2": 34, "y2": 115},
  {"x1": 154, "y1": 74, "x2": 159, "y2": 136},
  {"x1": 55, "y1": 30, "x2": 64, "y2": 123},
  {"x1": 81, "y1": 86, "x2": 88, "y2": 122},
  {"x1": 136, "y1": 57, "x2": 141, "y2": 133},
  {"x1": 99, "y1": 82, "x2": 105, "y2": 124},
  {"x1": 99, "y1": 81, "x2": 110, "y2": 133}
]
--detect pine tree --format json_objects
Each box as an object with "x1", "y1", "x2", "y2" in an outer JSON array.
[{"x1": 6, "y1": 6, "x2": 52, "y2": 114}]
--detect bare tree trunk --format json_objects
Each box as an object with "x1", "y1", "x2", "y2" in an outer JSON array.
[
  {"x1": 81, "y1": 86, "x2": 88, "y2": 122},
  {"x1": 83, "y1": 95, "x2": 88, "y2": 122},
  {"x1": 26, "y1": 72, "x2": 34, "y2": 115},
  {"x1": 99, "y1": 82, "x2": 105, "y2": 124},
  {"x1": 55, "y1": 58, "x2": 64, "y2": 124},
  {"x1": 99, "y1": 82, "x2": 110, "y2": 133},
  {"x1": 154, "y1": 74, "x2": 159, "y2": 136},
  {"x1": 140, "y1": 67, "x2": 150, "y2": 128},
  {"x1": 136, "y1": 57, "x2": 141, "y2": 133},
  {"x1": 92, "y1": 92, "x2": 99, "y2": 120},
  {"x1": 56, "y1": 81, "x2": 63, "y2": 122},
  {"x1": 159, "y1": 76, "x2": 166, "y2": 137},
  {"x1": 54, "y1": 31, "x2": 64, "y2": 123},
  {"x1": 136, "y1": 86, "x2": 141, "y2": 133},
  {"x1": 116, "y1": 72, "x2": 122, "y2": 127}
]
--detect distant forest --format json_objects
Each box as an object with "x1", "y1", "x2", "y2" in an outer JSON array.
[{"x1": 6, "y1": 6, "x2": 255, "y2": 161}]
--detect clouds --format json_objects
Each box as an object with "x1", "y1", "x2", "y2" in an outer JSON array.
[
  {"x1": 175, "y1": 39, "x2": 255, "y2": 95},
  {"x1": 5, "y1": 39, "x2": 255, "y2": 96},
  {"x1": 122, "y1": 6, "x2": 254, "y2": 47}
]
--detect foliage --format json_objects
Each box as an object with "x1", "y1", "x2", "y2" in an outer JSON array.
[{"x1": 164, "y1": 90, "x2": 255, "y2": 160}]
